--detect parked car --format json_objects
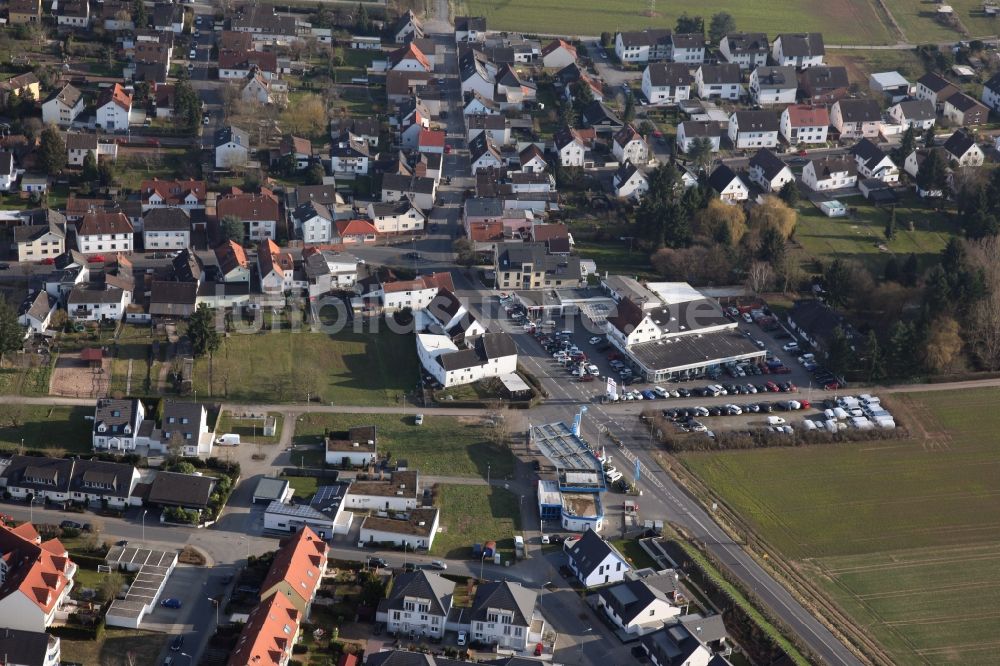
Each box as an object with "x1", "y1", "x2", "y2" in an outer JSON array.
[
  {"x1": 414, "y1": 414, "x2": 424, "y2": 425},
  {"x1": 60, "y1": 520, "x2": 82, "y2": 530},
  {"x1": 368, "y1": 557, "x2": 388, "y2": 569},
  {"x1": 429, "y1": 560, "x2": 447, "y2": 570},
  {"x1": 458, "y1": 631, "x2": 467, "y2": 646},
  {"x1": 162, "y1": 598, "x2": 183, "y2": 610},
  {"x1": 170, "y1": 636, "x2": 184, "y2": 651}
]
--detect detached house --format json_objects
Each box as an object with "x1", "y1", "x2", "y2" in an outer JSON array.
[
  {"x1": 14, "y1": 218, "x2": 65, "y2": 262},
  {"x1": 454, "y1": 15, "x2": 487, "y2": 43},
  {"x1": 0, "y1": 521, "x2": 76, "y2": 633},
  {"x1": 142, "y1": 208, "x2": 191, "y2": 250},
  {"x1": 8, "y1": 0, "x2": 41, "y2": 24},
  {"x1": 566, "y1": 529, "x2": 631, "y2": 588},
  {"x1": 695, "y1": 64, "x2": 742, "y2": 101},
  {"x1": 293, "y1": 201, "x2": 334, "y2": 244},
  {"x1": 367, "y1": 200, "x2": 426, "y2": 234},
  {"x1": 66, "y1": 133, "x2": 118, "y2": 166},
  {"x1": 749, "y1": 66, "x2": 797, "y2": 105},
  {"x1": 469, "y1": 581, "x2": 540, "y2": 651},
  {"x1": 0, "y1": 72, "x2": 39, "y2": 103},
  {"x1": 18, "y1": 290, "x2": 56, "y2": 335},
  {"x1": 728, "y1": 110, "x2": 779, "y2": 149},
  {"x1": 802, "y1": 157, "x2": 858, "y2": 191},
  {"x1": 215, "y1": 240, "x2": 251, "y2": 283},
  {"x1": 257, "y1": 238, "x2": 299, "y2": 296},
  {"x1": 982, "y1": 73, "x2": 1000, "y2": 112},
  {"x1": 615, "y1": 29, "x2": 672, "y2": 63},
  {"x1": 388, "y1": 42, "x2": 432, "y2": 72},
  {"x1": 596, "y1": 575, "x2": 683, "y2": 636},
  {"x1": 943, "y1": 129, "x2": 984, "y2": 167},
  {"x1": 676, "y1": 121, "x2": 722, "y2": 153},
  {"x1": 830, "y1": 99, "x2": 882, "y2": 139},
  {"x1": 707, "y1": 165, "x2": 749, "y2": 203},
  {"x1": 772, "y1": 33, "x2": 825, "y2": 69},
  {"x1": 780, "y1": 104, "x2": 829, "y2": 145},
  {"x1": 42, "y1": 84, "x2": 84, "y2": 127},
  {"x1": 798, "y1": 66, "x2": 850, "y2": 104},
  {"x1": 612, "y1": 125, "x2": 649, "y2": 165},
  {"x1": 670, "y1": 33, "x2": 706, "y2": 63},
  {"x1": 217, "y1": 188, "x2": 280, "y2": 241},
  {"x1": 541, "y1": 39, "x2": 577, "y2": 69},
  {"x1": 96, "y1": 84, "x2": 132, "y2": 131},
  {"x1": 719, "y1": 32, "x2": 769, "y2": 69},
  {"x1": 887, "y1": 99, "x2": 936, "y2": 130},
  {"x1": 376, "y1": 570, "x2": 453, "y2": 640},
  {"x1": 56, "y1": 0, "x2": 90, "y2": 27},
  {"x1": 215, "y1": 126, "x2": 250, "y2": 169},
  {"x1": 391, "y1": 9, "x2": 423, "y2": 43},
  {"x1": 641, "y1": 63, "x2": 692, "y2": 105},
  {"x1": 92, "y1": 398, "x2": 146, "y2": 450},
  {"x1": 943, "y1": 92, "x2": 988, "y2": 126},
  {"x1": 330, "y1": 136, "x2": 372, "y2": 175},
  {"x1": 77, "y1": 211, "x2": 133, "y2": 254},
  {"x1": 747, "y1": 149, "x2": 794, "y2": 193},
  {"x1": 553, "y1": 127, "x2": 587, "y2": 167},
  {"x1": 850, "y1": 138, "x2": 899, "y2": 183},
  {"x1": 613, "y1": 161, "x2": 649, "y2": 200},
  {"x1": 278, "y1": 135, "x2": 312, "y2": 170}
]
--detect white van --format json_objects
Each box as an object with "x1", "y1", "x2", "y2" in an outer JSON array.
[
  {"x1": 653, "y1": 386, "x2": 669, "y2": 398},
  {"x1": 803, "y1": 419, "x2": 817, "y2": 431},
  {"x1": 605, "y1": 470, "x2": 623, "y2": 483},
  {"x1": 215, "y1": 433, "x2": 240, "y2": 446},
  {"x1": 766, "y1": 415, "x2": 786, "y2": 425},
  {"x1": 832, "y1": 407, "x2": 848, "y2": 420}
]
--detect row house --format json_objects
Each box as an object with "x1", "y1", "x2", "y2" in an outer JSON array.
[{"x1": 140, "y1": 178, "x2": 207, "y2": 212}]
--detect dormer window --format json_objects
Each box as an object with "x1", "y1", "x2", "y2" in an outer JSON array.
[
  {"x1": 123, "y1": 425, "x2": 131, "y2": 434},
  {"x1": 97, "y1": 424, "x2": 106, "y2": 433},
  {"x1": 181, "y1": 418, "x2": 189, "y2": 424},
  {"x1": 112, "y1": 410, "x2": 120, "y2": 417}
]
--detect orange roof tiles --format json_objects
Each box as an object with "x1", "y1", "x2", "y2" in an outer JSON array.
[
  {"x1": 335, "y1": 219, "x2": 378, "y2": 237},
  {"x1": 418, "y1": 129, "x2": 446, "y2": 148},
  {"x1": 227, "y1": 593, "x2": 300, "y2": 666},
  {"x1": 390, "y1": 42, "x2": 431, "y2": 71},
  {"x1": 98, "y1": 83, "x2": 132, "y2": 111},
  {"x1": 785, "y1": 104, "x2": 830, "y2": 127},
  {"x1": 141, "y1": 178, "x2": 207, "y2": 205},
  {"x1": 0, "y1": 522, "x2": 74, "y2": 617},
  {"x1": 260, "y1": 527, "x2": 327, "y2": 607},
  {"x1": 78, "y1": 211, "x2": 133, "y2": 236}
]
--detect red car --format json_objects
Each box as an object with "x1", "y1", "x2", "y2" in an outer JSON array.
[
  {"x1": 765, "y1": 381, "x2": 779, "y2": 392},
  {"x1": 579, "y1": 374, "x2": 596, "y2": 383},
  {"x1": 444, "y1": 144, "x2": 452, "y2": 154},
  {"x1": 800, "y1": 399, "x2": 811, "y2": 409},
  {"x1": 534, "y1": 643, "x2": 544, "y2": 657},
  {"x1": 39, "y1": 257, "x2": 55, "y2": 265},
  {"x1": 824, "y1": 381, "x2": 840, "y2": 390}
]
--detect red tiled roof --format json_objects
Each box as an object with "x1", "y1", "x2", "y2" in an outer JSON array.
[
  {"x1": 531, "y1": 223, "x2": 569, "y2": 242},
  {"x1": 258, "y1": 238, "x2": 293, "y2": 279},
  {"x1": 468, "y1": 220, "x2": 504, "y2": 242},
  {"x1": 542, "y1": 39, "x2": 577, "y2": 60},
  {"x1": 219, "y1": 48, "x2": 278, "y2": 72},
  {"x1": 785, "y1": 104, "x2": 830, "y2": 127},
  {"x1": 141, "y1": 178, "x2": 207, "y2": 206},
  {"x1": 217, "y1": 192, "x2": 280, "y2": 222},
  {"x1": 418, "y1": 129, "x2": 446, "y2": 148},
  {"x1": 335, "y1": 219, "x2": 378, "y2": 237},
  {"x1": 260, "y1": 527, "x2": 327, "y2": 607},
  {"x1": 215, "y1": 240, "x2": 249, "y2": 274},
  {"x1": 97, "y1": 83, "x2": 132, "y2": 111},
  {"x1": 382, "y1": 271, "x2": 455, "y2": 294},
  {"x1": 389, "y1": 42, "x2": 431, "y2": 71},
  {"x1": 0, "y1": 522, "x2": 73, "y2": 617},
  {"x1": 227, "y1": 593, "x2": 300, "y2": 666},
  {"x1": 219, "y1": 30, "x2": 254, "y2": 51},
  {"x1": 78, "y1": 212, "x2": 133, "y2": 237}
]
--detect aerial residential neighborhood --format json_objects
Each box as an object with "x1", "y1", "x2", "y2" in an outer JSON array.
[{"x1": 0, "y1": 2, "x2": 1000, "y2": 666}]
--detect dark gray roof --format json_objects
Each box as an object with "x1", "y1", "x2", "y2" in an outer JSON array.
[
  {"x1": 171, "y1": 248, "x2": 202, "y2": 283},
  {"x1": 567, "y1": 529, "x2": 623, "y2": 578},
  {"x1": 455, "y1": 15, "x2": 486, "y2": 32},
  {"x1": 293, "y1": 184, "x2": 341, "y2": 207},
  {"x1": 986, "y1": 72, "x2": 1000, "y2": 92},
  {"x1": 722, "y1": 32, "x2": 768, "y2": 55},
  {"x1": 641, "y1": 624, "x2": 703, "y2": 666},
  {"x1": 708, "y1": 164, "x2": 740, "y2": 192},
  {"x1": 944, "y1": 128, "x2": 978, "y2": 157},
  {"x1": 678, "y1": 613, "x2": 728, "y2": 644},
  {"x1": 477, "y1": 332, "x2": 517, "y2": 359},
  {"x1": 150, "y1": 281, "x2": 198, "y2": 316},
  {"x1": 893, "y1": 99, "x2": 935, "y2": 121},
  {"x1": 752, "y1": 65, "x2": 796, "y2": 89},
  {"x1": 808, "y1": 156, "x2": 857, "y2": 178},
  {"x1": 581, "y1": 100, "x2": 623, "y2": 128},
  {"x1": 470, "y1": 132, "x2": 501, "y2": 164},
  {"x1": 835, "y1": 99, "x2": 881, "y2": 123},
  {"x1": 294, "y1": 200, "x2": 333, "y2": 222},
  {"x1": 0, "y1": 455, "x2": 136, "y2": 499},
  {"x1": 148, "y1": 470, "x2": 216, "y2": 508},
  {"x1": 698, "y1": 63, "x2": 741, "y2": 85},
  {"x1": 615, "y1": 160, "x2": 642, "y2": 186},
  {"x1": 143, "y1": 207, "x2": 190, "y2": 232},
  {"x1": 471, "y1": 581, "x2": 536, "y2": 626},
  {"x1": 748, "y1": 148, "x2": 788, "y2": 180},
  {"x1": 160, "y1": 400, "x2": 204, "y2": 444},
  {"x1": 438, "y1": 348, "x2": 483, "y2": 371},
  {"x1": 646, "y1": 62, "x2": 693, "y2": 88},
  {"x1": 68, "y1": 283, "x2": 125, "y2": 305},
  {"x1": 19, "y1": 290, "x2": 54, "y2": 322},
  {"x1": 378, "y1": 570, "x2": 454, "y2": 617},
  {"x1": 46, "y1": 84, "x2": 82, "y2": 108},
  {"x1": 617, "y1": 29, "x2": 671, "y2": 48},
  {"x1": 775, "y1": 32, "x2": 824, "y2": 58},
  {"x1": 215, "y1": 125, "x2": 249, "y2": 148},
  {"x1": 788, "y1": 299, "x2": 858, "y2": 347},
  {"x1": 946, "y1": 91, "x2": 986, "y2": 113},
  {"x1": 671, "y1": 33, "x2": 705, "y2": 49},
  {"x1": 13, "y1": 221, "x2": 64, "y2": 243},
  {"x1": 0, "y1": 628, "x2": 53, "y2": 666},
  {"x1": 800, "y1": 65, "x2": 849, "y2": 91},
  {"x1": 679, "y1": 121, "x2": 722, "y2": 138},
  {"x1": 94, "y1": 398, "x2": 141, "y2": 436},
  {"x1": 367, "y1": 652, "x2": 469, "y2": 666},
  {"x1": 496, "y1": 242, "x2": 581, "y2": 279},
  {"x1": 849, "y1": 138, "x2": 887, "y2": 170},
  {"x1": 597, "y1": 579, "x2": 670, "y2": 625},
  {"x1": 465, "y1": 197, "x2": 503, "y2": 218},
  {"x1": 917, "y1": 71, "x2": 956, "y2": 94},
  {"x1": 731, "y1": 110, "x2": 779, "y2": 133}
]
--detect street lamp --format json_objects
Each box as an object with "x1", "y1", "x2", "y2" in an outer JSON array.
[
  {"x1": 141, "y1": 509, "x2": 148, "y2": 543},
  {"x1": 207, "y1": 596, "x2": 219, "y2": 626},
  {"x1": 479, "y1": 551, "x2": 487, "y2": 581},
  {"x1": 487, "y1": 462, "x2": 491, "y2": 487}
]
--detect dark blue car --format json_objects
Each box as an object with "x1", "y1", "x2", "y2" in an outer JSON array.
[{"x1": 641, "y1": 390, "x2": 656, "y2": 400}]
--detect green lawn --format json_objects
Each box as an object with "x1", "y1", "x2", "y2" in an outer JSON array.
[
  {"x1": 0, "y1": 361, "x2": 54, "y2": 397},
  {"x1": 281, "y1": 474, "x2": 318, "y2": 500},
  {"x1": 793, "y1": 195, "x2": 959, "y2": 273},
  {"x1": 216, "y1": 411, "x2": 283, "y2": 444},
  {"x1": 458, "y1": 0, "x2": 893, "y2": 44},
  {"x1": 432, "y1": 484, "x2": 522, "y2": 560},
  {"x1": 680, "y1": 388, "x2": 1000, "y2": 665},
  {"x1": 611, "y1": 538, "x2": 659, "y2": 570},
  {"x1": 293, "y1": 412, "x2": 513, "y2": 478},
  {"x1": 575, "y1": 240, "x2": 655, "y2": 279},
  {"x1": 0, "y1": 406, "x2": 92, "y2": 453},
  {"x1": 192, "y1": 328, "x2": 420, "y2": 405},
  {"x1": 886, "y1": 0, "x2": 965, "y2": 42}
]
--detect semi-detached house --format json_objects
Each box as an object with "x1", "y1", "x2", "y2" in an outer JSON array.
[
  {"x1": 258, "y1": 526, "x2": 328, "y2": 617},
  {"x1": 227, "y1": 593, "x2": 300, "y2": 666},
  {"x1": 76, "y1": 211, "x2": 133, "y2": 254},
  {"x1": 615, "y1": 29, "x2": 671, "y2": 64},
  {"x1": 695, "y1": 64, "x2": 742, "y2": 101},
  {"x1": 830, "y1": 99, "x2": 882, "y2": 139},
  {"x1": 566, "y1": 529, "x2": 631, "y2": 588},
  {"x1": 718, "y1": 32, "x2": 769, "y2": 69},
  {"x1": 376, "y1": 570, "x2": 454, "y2": 640},
  {"x1": 469, "y1": 581, "x2": 540, "y2": 651},
  {"x1": 0, "y1": 455, "x2": 139, "y2": 510}
]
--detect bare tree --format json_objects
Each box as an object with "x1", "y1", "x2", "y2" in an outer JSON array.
[
  {"x1": 486, "y1": 403, "x2": 511, "y2": 449},
  {"x1": 98, "y1": 570, "x2": 124, "y2": 602},
  {"x1": 966, "y1": 237, "x2": 1000, "y2": 369},
  {"x1": 746, "y1": 262, "x2": 773, "y2": 294}
]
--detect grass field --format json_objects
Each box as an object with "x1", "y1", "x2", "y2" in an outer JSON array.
[
  {"x1": 432, "y1": 484, "x2": 521, "y2": 560},
  {"x1": 61, "y1": 628, "x2": 166, "y2": 666},
  {"x1": 293, "y1": 412, "x2": 514, "y2": 478},
  {"x1": 458, "y1": 0, "x2": 893, "y2": 45},
  {"x1": 793, "y1": 195, "x2": 959, "y2": 273},
  {"x1": 217, "y1": 411, "x2": 283, "y2": 444},
  {"x1": 0, "y1": 406, "x2": 92, "y2": 453},
  {"x1": 680, "y1": 388, "x2": 1000, "y2": 664},
  {"x1": 192, "y1": 328, "x2": 419, "y2": 405},
  {"x1": 574, "y1": 240, "x2": 656, "y2": 279}
]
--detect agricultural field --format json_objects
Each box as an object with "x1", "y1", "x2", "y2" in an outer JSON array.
[
  {"x1": 680, "y1": 388, "x2": 1000, "y2": 664},
  {"x1": 293, "y1": 412, "x2": 513, "y2": 478},
  {"x1": 458, "y1": 0, "x2": 893, "y2": 45},
  {"x1": 793, "y1": 195, "x2": 959, "y2": 273},
  {"x1": 191, "y1": 328, "x2": 420, "y2": 405}
]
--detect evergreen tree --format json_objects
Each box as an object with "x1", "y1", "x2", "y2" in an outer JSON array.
[
  {"x1": 188, "y1": 304, "x2": 220, "y2": 358},
  {"x1": 220, "y1": 215, "x2": 244, "y2": 243},
  {"x1": 883, "y1": 256, "x2": 900, "y2": 283},
  {"x1": 884, "y1": 207, "x2": 896, "y2": 240},
  {"x1": 0, "y1": 298, "x2": 20, "y2": 367},
  {"x1": 823, "y1": 258, "x2": 854, "y2": 308},
  {"x1": 826, "y1": 326, "x2": 853, "y2": 377},
  {"x1": 133, "y1": 0, "x2": 147, "y2": 28},
  {"x1": 893, "y1": 125, "x2": 916, "y2": 164},
  {"x1": 865, "y1": 330, "x2": 886, "y2": 382},
  {"x1": 757, "y1": 224, "x2": 787, "y2": 264},
  {"x1": 886, "y1": 320, "x2": 916, "y2": 378},
  {"x1": 623, "y1": 93, "x2": 635, "y2": 122},
  {"x1": 708, "y1": 12, "x2": 736, "y2": 43},
  {"x1": 82, "y1": 150, "x2": 99, "y2": 183},
  {"x1": 675, "y1": 13, "x2": 704, "y2": 34},
  {"x1": 778, "y1": 179, "x2": 799, "y2": 207},
  {"x1": 38, "y1": 125, "x2": 66, "y2": 174},
  {"x1": 916, "y1": 147, "x2": 948, "y2": 195},
  {"x1": 901, "y1": 253, "x2": 920, "y2": 287},
  {"x1": 924, "y1": 125, "x2": 936, "y2": 147}
]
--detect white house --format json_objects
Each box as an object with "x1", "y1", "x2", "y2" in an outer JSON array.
[
  {"x1": 780, "y1": 104, "x2": 829, "y2": 145},
  {"x1": 596, "y1": 575, "x2": 683, "y2": 636},
  {"x1": 142, "y1": 208, "x2": 191, "y2": 250},
  {"x1": 360, "y1": 508, "x2": 439, "y2": 550},
  {"x1": 330, "y1": 136, "x2": 371, "y2": 175},
  {"x1": 454, "y1": 15, "x2": 487, "y2": 43},
  {"x1": 470, "y1": 133, "x2": 503, "y2": 173},
  {"x1": 367, "y1": 200, "x2": 426, "y2": 234},
  {"x1": 719, "y1": 32, "x2": 769, "y2": 69},
  {"x1": 159, "y1": 400, "x2": 214, "y2": 458},
  {"x1": 707, "y1": 165, "x2": 749, "y2": 203},
  {"x1": 42, "y1": 84, "x2": 84, "y2": 126},
  {"x1": 214, "y1": 126, "x2": 250, "y2": 170},
  {"x1": 293, "y1": 201, "x2": 334, "y2": 244},
  {"x1": 257, "y1": 239, "x2": 299, "y2": 295},
  {"x1": 943, "y1": 129, "x2": 985, "y2": 167},
  {"x1": 345, "y1": 471, "x2": 420, "y2": 512},
  {"x1": 469, "y1": 581, "x2": 540, "y2": 651},
  {"x1": 676, "y1": 121, "x2": 722, "y2": 153},
  {"x1": 14, "y1": 218, "x2": 64, "y2": 263},
  {"x1": 749, "y1": 66, "x2": 797, "y2": 105},
  {"x1": 904, "y1": 148, "x2": 949, "y2": 198},
  {"x1": 850, "y1": 138, "x2": 899, "y2": 183},
  {"x1": 92, "y1": 398, "x2": 146, "y2": 450},
  {"x1": 416, "y1": 332, "x2": 518, "y2": 388},
  {"x1": 66, "y1": 132, "x2": 118, "y2": 167},
  {"x1": 728, "y1": 110, "x2": 779, "y2": 149},
  {"x1": 388, "y1": 42, "x2": 432, "y2": 72},
  {"x1": 566, "y1": 529, "x2": 631, "y2": 588},
  {"x1": 641, "y1": 63, "x2": 692, "y2": 105},
  {"x1": 541, "y1": 39, "x2": 577, "y2": 69},
  {"x1": 67, "y1": 282, "x2": 129, "y2": 321},
  {"x1": 615, "y1": 29, "x2": 672, "y2": 64},
  {"x1": 982, "y1": 73, "x2": 1000, "y2": 112},
  {"x1": 76, "y1": 211, "x2": 134, "y2": 254},
  {"x1": 324, "y1": 424, "x2": 377, "y2": 467},
  {"x1": 18, "y1": 290, "x2": 56, "y2": 336},
  {"x1": 915, "y1": 72, "x2": 959, "y2": 109},
  {"x1": 612, "y1": 125, "x2": 648, "y2": 165},
  {"x1": 695, "y1": 63, "x2": 742, "y2": 101},
  {"x1": 613, "y1": 161, "x2": 649, "y2": 200},
  {"x1": 772, "y1": 33, "x2": 825, "y2": 69},
  {"x1": 96, "y1": 84, "x2": 132, "y2": 131},
  {"x1": 830, "y1": 99, "x2": 882, "y2": 140},
  {"x1": 802, "y1": 157, "x2": 858, "y2": 191},
  {"x1": 391, "y1": 9, "x2": 423, "y2": 43},
  {"x1": 376, "y1": 570, "x2": 453, "y2": 640},
  {"x1": 887, "y1": 99, "x2": 936, "y2": 130},
  {"x1": 747, "y1": 149, "x2": 794, "y2": 192},
  {"x1": 553, "y1": 127, "x2": 587, "y2": 167},
  {"x1": 943, "y1": 92, "x2": 989, "y2": 127},
  {"x1": 670, "y1": 33, "x2": 706, "y2": 63},
  {"x1": 0, "y1": 521, "x2": 76, "y2": 633}
]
